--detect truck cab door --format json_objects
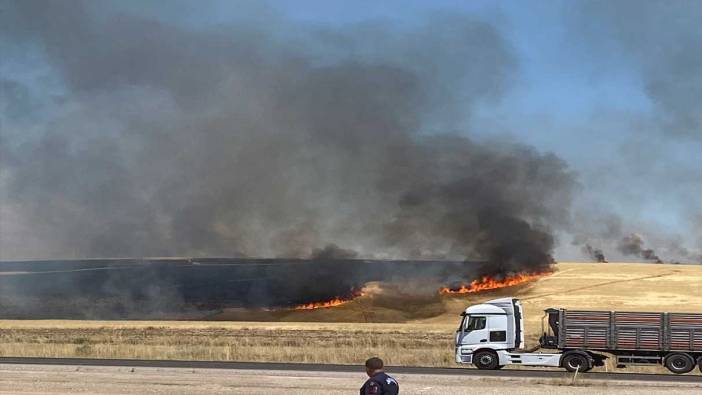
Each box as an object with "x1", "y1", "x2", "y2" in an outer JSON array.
[
  {"x1": 487, "y1": 315, "x2": 510, "y2": 347},
  {"x1": 460, "y1": 315, "x2": 488, "y2": 345}
]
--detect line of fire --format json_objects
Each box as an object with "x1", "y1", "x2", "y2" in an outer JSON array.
[{"x1": 0, "y1": 258, "x2": 550, "y2": 318}]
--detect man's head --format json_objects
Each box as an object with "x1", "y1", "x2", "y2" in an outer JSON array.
[{"x1": 365, "y1": 357, "x2": 384, "y2": 377}]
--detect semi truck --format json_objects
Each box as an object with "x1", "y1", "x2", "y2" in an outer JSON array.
[{"x1": 455, "y1": 297, "x2": 702, "y2": 374}]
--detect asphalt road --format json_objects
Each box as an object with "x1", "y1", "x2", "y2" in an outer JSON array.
[{"x1": 1, "y1": 357, "x2": 701, "y2": 383}]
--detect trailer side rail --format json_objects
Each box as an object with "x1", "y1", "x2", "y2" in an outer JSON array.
[{"x1": 560, "y1": 309, "x2": 702, "y2": 352}]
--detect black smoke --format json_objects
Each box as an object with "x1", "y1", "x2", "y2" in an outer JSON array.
[
  {"x1": 0, "y1": 258, "x2": 483, "y2": 319},
  {"x1": 0, "y1": 1, "x2": 575, "y2": 281},
  {"x1": 617, "y1": 234, "x2": 662, "y2": 264},
  {"x1": 581, "y1": 244, "x2": 607, "y2": 263},
  {"x1": 310, "y1": 244, "x2": 358, "y2": 260},
  {"x1": 569, "y1": 205, "x2": 699, "y2": 264},
  {"x1": 570, "y1": 214, "x2": 619, "y2": 263}
]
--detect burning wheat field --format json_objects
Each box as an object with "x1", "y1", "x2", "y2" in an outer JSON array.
[
  {"x1": 0, "y1": 257, "x2": 549, "y2": 321},
  {"x1": 1, "y1": 262, "x2": 701, "y2": 368},
  {"x1": 2, "y1": 1, "x2": 702, "y2": 382},
  {"x1": 2, "y1": 258, "x2": 699, "y2": 325}
]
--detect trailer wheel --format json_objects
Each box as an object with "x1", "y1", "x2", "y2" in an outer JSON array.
[
  {"x1": 698, "y1": 357, "x2": 702, "y2": 373},
  {"x1": 664, "y1": 353, "x2": 695, "y2": 374},
  {"x1": 562, "y1": 352, "x2": 591, "y2": 373},
  {"x1": 473, "y1": 350, "x2": 499, "y2": 370}
]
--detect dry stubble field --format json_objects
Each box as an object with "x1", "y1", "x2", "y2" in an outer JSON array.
[{"x1": 1, "y1": 262, "x2": 701, "y2": 369}]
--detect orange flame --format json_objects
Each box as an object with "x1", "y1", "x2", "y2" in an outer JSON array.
[
  {"x1": 439, "y1": 272, "x2": 550, "y2": 294},
  {"x1": 293, "y1": 290, "x2": 366, "y2": 310}
]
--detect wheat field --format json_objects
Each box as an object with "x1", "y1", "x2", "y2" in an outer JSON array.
[{"x1": 1, "y1": 262, "x2": 700, "y2": 368}]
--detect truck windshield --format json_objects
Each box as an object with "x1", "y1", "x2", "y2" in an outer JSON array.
[{"x1": 465, "y1": 316, "x2": 486, "y2": 331}]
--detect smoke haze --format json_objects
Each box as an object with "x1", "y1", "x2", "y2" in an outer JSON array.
[
  {"x1": 0, "y1": 0, "x2": 576, "y2": 276},
  {"x1": 2, "y1": 0, "x2": 701, "y2": 270},
  {"x1": 581, "y1": 244, "x2": 607, "y2": 263},
  {"x1": 617, "y1": 234, "x2": 662, "y2": 263},
  {"x1": 576, "y1": 0, "x2": 702, "y2": 139},
  {"x1": 554, "y1": 0, "x2": 702, "y2": 263}
]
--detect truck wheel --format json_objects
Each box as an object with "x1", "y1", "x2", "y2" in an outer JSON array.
[
  {"x1": 664, "y1": 353, "x2": 695, "y2": 374},
  {"x1": 473, "y1": 351, "x2": 499, "y2": 370},
  {"x1": 698, "y1": 357, "x2": 702, "y2": 373},
  {"x1": 562, "y1": 353, "x2": 591, "y2": 373}
]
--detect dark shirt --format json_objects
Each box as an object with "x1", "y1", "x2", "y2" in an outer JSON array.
[{"x1": 360, "y1": 372, "x2": 399, "y2": 395}]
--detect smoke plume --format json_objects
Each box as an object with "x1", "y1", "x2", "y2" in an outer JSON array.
[
  {"x1": 617, "y1": 234, "x2": 662, "y2": 263},
  {"x1": 310, "y1": 244, "x2": 358, "y2": 260},
  {"x1": 581, "y1": 244, "x2": 607, "y2": 263},
  {"x1": 695, "y1": 214, "x2": 702, "y2": 263},
  {"x1": 0, "y1": 1, "x2": 576, "y2": 278},
  {"x1": 570, "y1": 213, "x2": 620, "y2": 262}
]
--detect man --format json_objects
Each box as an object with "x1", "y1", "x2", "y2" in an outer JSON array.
[{"x1": 360, "y1": 357, "x2": 399, "y2": 395}]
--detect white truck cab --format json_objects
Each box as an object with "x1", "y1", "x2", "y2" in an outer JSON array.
[
  {"x1": 455, "y1": 297, "x2": 561, "y2": 370},
  {"x1": 456, "y1": 296, "x2": 702, "y2": 374}
]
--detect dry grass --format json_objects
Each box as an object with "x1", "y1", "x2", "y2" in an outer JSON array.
[
  {"x1": 434, "y1": 262, "x2": 702, "y2": 337},
  {"x1": 0, "y1": 325, "x2": 454, "y2": 366},
  {"x1": 1, "y1": 262, "x2": 701, "y2": 369}
]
